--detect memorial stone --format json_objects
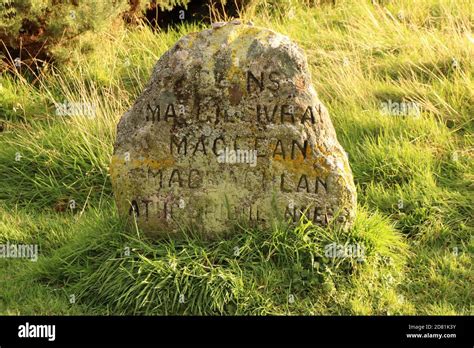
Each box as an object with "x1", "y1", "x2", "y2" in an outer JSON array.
[{"x1": 110, "y1": 21, "x2": 357, "y2": 237}]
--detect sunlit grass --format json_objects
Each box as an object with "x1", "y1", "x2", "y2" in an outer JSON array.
[{"x1": 0, "y1": 0, "x2": 472, "y2": 315}]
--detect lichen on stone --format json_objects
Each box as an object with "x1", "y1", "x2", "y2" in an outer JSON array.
[{"x1": 110, "y1": 21, "x2": 357, "y2": 237}]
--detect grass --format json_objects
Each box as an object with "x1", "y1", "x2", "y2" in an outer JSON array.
[{"x1": 0, "y1": 0, "x2": 472, "y2": 315}]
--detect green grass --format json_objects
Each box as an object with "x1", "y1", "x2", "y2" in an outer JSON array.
[{"x1": 0, "y1": 0, "x2": 472, "y2": 315}]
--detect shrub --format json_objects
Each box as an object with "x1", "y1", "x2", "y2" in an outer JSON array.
[{"x1": 0, "y1": 0, "x2": 129, "y2": 68}]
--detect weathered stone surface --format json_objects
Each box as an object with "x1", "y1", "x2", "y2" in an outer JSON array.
[{"x1": 110, "y1": 22, "x2": 357, "y2": 238}]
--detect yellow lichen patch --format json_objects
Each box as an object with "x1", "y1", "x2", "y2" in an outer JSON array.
[
  {"x1": 273, "y1": 154, "x2": 329, "y2": 179},
  {"x1": 184, "y1": 32, "x2": 199, "y2": 48},
  {"x1": 132, "y1": 157, "x2": 175, "y2": 170},
  {"x1": 110, "y1": 155, "x2": 175, "y2": 174},
  {"x1": 267, "y1": 139, "x2": 333, "y2": 178},
  {"x1": 227, "y1": 63, "x2": 245, "y2": 90},
  {"x1": 225, "y1": 26, "x2": 242, "y2": 45},
  {"x1": 109, "y1": 155, "x2": 122, "y2": 179}
]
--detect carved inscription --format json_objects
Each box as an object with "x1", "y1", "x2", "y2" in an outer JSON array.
[{"x1": 123, "y1": 70, "x2": 331, "y2": 222}]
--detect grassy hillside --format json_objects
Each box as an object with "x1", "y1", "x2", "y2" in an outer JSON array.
[{"x1": 0, "y1": 0, "x2": 472, "y2": 315}]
